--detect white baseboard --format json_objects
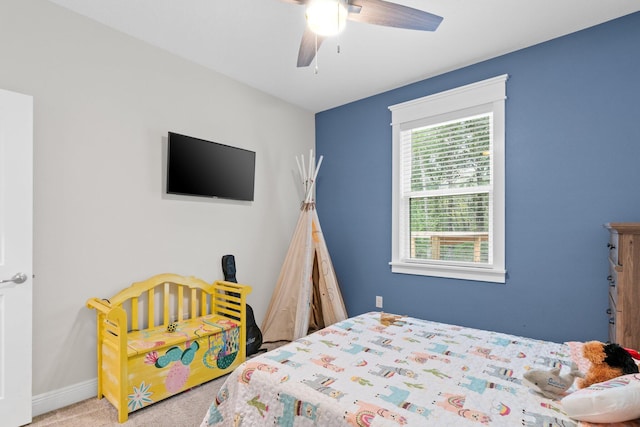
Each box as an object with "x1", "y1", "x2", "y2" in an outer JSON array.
[{"x1": 32, "y1": 378, "x2": 97, "y2": 417}]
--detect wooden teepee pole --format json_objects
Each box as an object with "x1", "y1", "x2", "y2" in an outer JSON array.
[{"x1": 297, "y1": 151, "x2": 323, "y2": 204}]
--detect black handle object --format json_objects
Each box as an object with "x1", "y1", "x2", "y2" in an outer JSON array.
[{"x1": 222, "y1": 254, "x2": 238, "y2": 283}]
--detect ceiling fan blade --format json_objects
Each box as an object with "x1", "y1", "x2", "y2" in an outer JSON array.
[
  {"x1": 278, "y1": 0, "x2": 306, "y2": 5},
  {"x1": 297, "y1": 27, "x2": 325, "y2": 67},
  {"x1": 347, "y1": 0, "x2": 443, "y2": 31}
]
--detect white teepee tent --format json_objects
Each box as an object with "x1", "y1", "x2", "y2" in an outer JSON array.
[{"x1": 261, "y1": 153, "x2": 347, "y2": 342}]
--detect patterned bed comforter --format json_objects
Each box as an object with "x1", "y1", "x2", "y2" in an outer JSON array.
[{"x1": 199, "y1": 312, "x2": 628, "y2": 426}]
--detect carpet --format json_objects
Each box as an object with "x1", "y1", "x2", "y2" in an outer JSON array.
[
  {"x1": 29, "y1": 374, "x2": 227, "y2": 427},
  {"x1": 29, "y1": 343, "x2": 284, "y2": 426}
]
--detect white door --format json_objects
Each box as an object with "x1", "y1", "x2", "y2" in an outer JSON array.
[{"x1": 0, "y1": 88, "x2": 33, "y2": 426}]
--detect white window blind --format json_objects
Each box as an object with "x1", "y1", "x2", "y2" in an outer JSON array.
[
  {"x1": 400, "y1": 113, "x2": 492, "y2": 264},
  {"x1": 390, "y1": 75, "x2": 507, "y2": 283}
]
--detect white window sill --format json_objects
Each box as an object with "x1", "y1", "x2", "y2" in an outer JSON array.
[{"x1": 389, "y1": 261, "x2": 506, "y2": 283}]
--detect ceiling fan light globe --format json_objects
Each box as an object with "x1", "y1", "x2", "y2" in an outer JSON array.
[{"x1": 306, "y1": 0, "x2": 348, "y2": 37}]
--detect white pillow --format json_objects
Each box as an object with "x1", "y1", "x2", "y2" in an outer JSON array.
[{"x1": 561, "y1": 374, "x2": 640, "y2": 423}]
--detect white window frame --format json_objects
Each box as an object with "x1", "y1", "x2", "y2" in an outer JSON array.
[{"x1": 389, "y1": 75, "x2": 508, "y2": 283}]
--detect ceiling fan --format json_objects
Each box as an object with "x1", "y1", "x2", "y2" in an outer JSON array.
[{"x1": 280, "y1": 0, "x2": 443, "y2": 67}]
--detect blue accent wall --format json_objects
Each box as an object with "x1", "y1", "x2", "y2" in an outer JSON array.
[{"x1": 315, "y1": 12, "x2": 640, "y2": 343}]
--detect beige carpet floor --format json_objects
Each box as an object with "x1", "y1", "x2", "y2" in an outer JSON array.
[
  {"x1": 29, "y1": 343, "x2": 284, "y2": 427},
  {"x1": 29, "y1": 374, "x2": 227, "y2": 427}
]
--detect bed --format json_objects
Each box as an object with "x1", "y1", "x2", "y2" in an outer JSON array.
[{"x1": 200, "y1": 311, "x2": 640, "y2": 426}]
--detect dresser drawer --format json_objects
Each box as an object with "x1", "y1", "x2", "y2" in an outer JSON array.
[
  {"x1": 608, "y1": 231, "x2": 619, "y2": 265},
  {"x1": 608, "y1": 294, "x2": 617, "y2": 343},
  {"x1": 607, "y1": 260, "x2": 619, "y2": 307}
]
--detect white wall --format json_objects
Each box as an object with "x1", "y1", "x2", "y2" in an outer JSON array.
[{"x1": 0, "y1": 0, "x2": 314, "y2": 409}]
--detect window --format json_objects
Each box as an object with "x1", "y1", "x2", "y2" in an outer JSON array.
[{"x1": 389, "y1": 75, "x2": 507, "y2": 283}]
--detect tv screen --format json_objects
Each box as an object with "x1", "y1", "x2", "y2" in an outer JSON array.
[{"x1": 167, "y1": 132, "x2": 255, "y2": 201}]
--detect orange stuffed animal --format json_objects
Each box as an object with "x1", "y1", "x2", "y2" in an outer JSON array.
[
  {"x1": 379, "y1": 312, "x2": 405, "y2": 327},
  {"x1": 578, "y1": 341, "x2": 639, "y2": 389}
]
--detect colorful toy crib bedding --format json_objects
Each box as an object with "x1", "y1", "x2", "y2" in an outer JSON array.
[{"x1": 199, "y1": 312, "x2": 638, "y2": 426}]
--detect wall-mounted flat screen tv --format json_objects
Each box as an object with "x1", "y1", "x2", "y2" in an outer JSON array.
[{"x1": 167, "y1": 132, "x2": 256, "y2": 201}]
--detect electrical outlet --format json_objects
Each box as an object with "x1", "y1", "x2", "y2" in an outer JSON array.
[{"x1": 376, "y1": 295, "x2": 383, "y2": 308}]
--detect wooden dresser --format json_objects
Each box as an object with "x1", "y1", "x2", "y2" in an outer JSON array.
[{"x1": 605, "y1": 223, "x2": 640, "y2": 350}]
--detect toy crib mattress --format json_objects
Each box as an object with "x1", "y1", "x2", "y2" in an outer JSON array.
[{"x1": 200, "y1": 311, "x2": 638, "y2": 426}]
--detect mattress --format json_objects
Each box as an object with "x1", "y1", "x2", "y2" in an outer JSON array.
[{"x1": 199, "y1": 311, "x2": 636, "y2": 426}]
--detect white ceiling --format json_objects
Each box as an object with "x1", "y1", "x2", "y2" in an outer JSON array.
[{"x1": 48, "y1": 0, "x2": 640, "y2": 113}]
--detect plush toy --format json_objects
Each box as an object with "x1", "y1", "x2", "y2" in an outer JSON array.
[
  {"x1": 578, "y1": 341, "x2": 639, "y2": 389},
  {"x1": 523, "y1": 362, "x2": 583, "y2": 399},
  {"x1": 379, "y1": 312, "x2": 405, "y2": 327},
  {"x1": 167, "y1": 322, "x2": 179, "y2": 333},
  {"x1": 625, "y1": 347, "x2": 640, "y2": 361}
]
